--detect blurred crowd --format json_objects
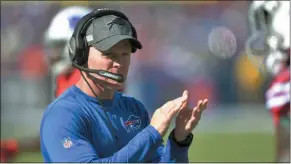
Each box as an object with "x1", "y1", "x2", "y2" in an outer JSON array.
[{"x1": 1, "y1": 1, "x2": 270, "y2": 116}]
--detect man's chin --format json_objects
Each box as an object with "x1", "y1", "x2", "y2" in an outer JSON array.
[{"x1": 99, "y1": 81, "x2": 124, "y2": 91}]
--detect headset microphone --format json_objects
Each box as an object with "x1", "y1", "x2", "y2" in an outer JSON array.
[{"x1": 71, "y1": 62, "x2": 124, "y2": 83}]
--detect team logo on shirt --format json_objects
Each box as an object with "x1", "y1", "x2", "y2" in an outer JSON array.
[
  {"x1": 124, "y1": 115, "x2": 141, "y2": 132},
  {"x1": 61, "y1": 137, "x2": 73, "y2": 149}
]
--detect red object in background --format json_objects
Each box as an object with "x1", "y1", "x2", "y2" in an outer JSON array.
[
  {"x1": 18, "y1": 45, "x2": 49, "y2": 79},
  {"x1": 0, "y1": 139, "x2": 18, "y2": 162},
  {"x1": 186, "y1": 78, "x2": 216, "y2": 107},
  {"x1": 266, "y1": 67, "x2": 290, "y2": 125},
  {"x1": 55, "y1": 68, "x2": 81, "y2": 97}
]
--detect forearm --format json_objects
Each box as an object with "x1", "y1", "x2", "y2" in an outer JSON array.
[{"x1": 91, "y1": 125, "x2": 163, "y2": 163}]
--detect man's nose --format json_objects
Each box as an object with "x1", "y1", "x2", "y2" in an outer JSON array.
[{"x1": 113, "y1": 60, "x2": 122, "y2": 68}]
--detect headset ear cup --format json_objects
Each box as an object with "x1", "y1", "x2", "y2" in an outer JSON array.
[
  {"x1": 69, "y1": 37, "x2": 76, "y2": 62},
  {"x1": 75, "y1": 49, "x2": 85, "y2": 66},
  {"x1": 74, "y1": 34, "x2": 87, "y2": 66},
  {"x1": 82, "y1": 37, "x2": 89, "y2": 64},
  {"x1": 69, "y1": 36, "x2": 86, "y2": 66}
]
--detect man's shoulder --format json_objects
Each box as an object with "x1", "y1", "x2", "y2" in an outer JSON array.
[
  {"x1": 44, "y1": 93, "x2": 82, "y2": 119},
  {"x1": 40, "y1": 95, "x2": 86, "y2": 135}
]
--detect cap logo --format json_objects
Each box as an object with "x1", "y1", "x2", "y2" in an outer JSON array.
[{"x1": 107, "y1": 17, "x2": 128, "y2": 31}]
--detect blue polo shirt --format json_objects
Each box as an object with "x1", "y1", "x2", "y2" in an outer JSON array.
[{"x1": 40, "y1": 85, "x2": 191, "y2": 162}]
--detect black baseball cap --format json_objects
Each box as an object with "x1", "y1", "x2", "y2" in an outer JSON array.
[{"x1": 85, "y1": 15, "x2": 142, "y2": 52}]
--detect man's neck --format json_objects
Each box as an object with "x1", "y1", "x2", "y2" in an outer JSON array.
[{"x1": 75, "y1": 78, "x2": 115, "y2": 100}]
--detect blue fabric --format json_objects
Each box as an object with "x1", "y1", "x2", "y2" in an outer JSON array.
[{"x1": 40, "y1": 85, "x2": 191, "y2": 162}]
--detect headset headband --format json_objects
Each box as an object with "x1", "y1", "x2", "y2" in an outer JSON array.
[{"x1": 69, "y1": 8, "x2": 138, "y2": 66}]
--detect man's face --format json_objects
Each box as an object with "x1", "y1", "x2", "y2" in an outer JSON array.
[{"x1": 87, "y1": 39, "x2": 132, "y2": 90}]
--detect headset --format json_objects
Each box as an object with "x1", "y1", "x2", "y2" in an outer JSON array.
[{"x1": 68, "y1": 8, "x2": 139, "y2": 83}]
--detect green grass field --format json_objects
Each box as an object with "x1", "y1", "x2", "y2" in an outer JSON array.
[{"x1": 13, "y1": 132, "x2": 275, "y2": 162}]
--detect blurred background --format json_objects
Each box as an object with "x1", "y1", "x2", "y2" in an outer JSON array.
[{"x1": 1, "y1": 1, "x2": 276, "y2": 162}]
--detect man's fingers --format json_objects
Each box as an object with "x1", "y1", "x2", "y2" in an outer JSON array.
[
  {"x1": 162, "y1": 90, "x2": 188, "y2": 116},
  {"x1": 201, "y1": 99, "x2": 208, "y2": 111},
  {"x1": 189, "y1": 99, "x2": 209, "y2": 124},
  {"x1": 192, "y1": 107, "x2": 201, "y2": 120},
  {"x1": 168, "y1": 90, "x2": 188, "y2": 108},
  {"x1": 198, "y1": 99, "x2": 208, "y2": 112},
  {"x1": 192, "y1": 98, "x2": 208, "y2": 119},
  {"x1": 197, "y1": 100, "x2": 203, "y2": 112},
  {"x1": 196, "y1": 99, "x2": 208, "y2": 111}
]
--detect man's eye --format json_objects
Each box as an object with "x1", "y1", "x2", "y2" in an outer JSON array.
[
  {"x1": 122, "y1": 53, "x2": 130, "y2": 57},
  {"x1": 104, "y1": 54, "x2": 119, "y2": 60}
]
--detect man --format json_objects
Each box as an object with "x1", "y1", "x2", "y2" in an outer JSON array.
[
  {"x1": 0, "y1": 6, "x2": 91, "y2": 162},
  {"x1": 246, "y1": 1, "x2": 290, "y2": 162},
  {"x1": 40, "y1": 8, "x2": 208, "y2": 162}
]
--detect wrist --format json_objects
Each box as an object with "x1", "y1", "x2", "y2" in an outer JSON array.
[
  {"x1": 171, "y1": 129, "x2": 193, "y2": 147},
  {"x1": 174, "y1": 130, "x2": 187, "y2": 142}
]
